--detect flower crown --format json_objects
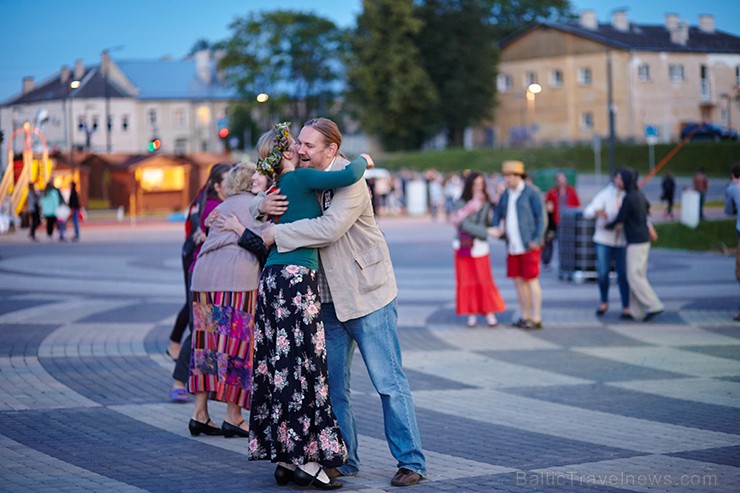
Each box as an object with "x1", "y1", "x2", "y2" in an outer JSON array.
[{"x1": 256, "y1": 121, "x2": 292, "y2": 177}]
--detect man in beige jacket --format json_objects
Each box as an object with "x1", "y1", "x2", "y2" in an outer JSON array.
[{"x1": 258, "y1": 118, "x2": 426, "y2": 487}]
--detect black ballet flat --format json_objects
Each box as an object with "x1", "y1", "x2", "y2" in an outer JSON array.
[
  {"x1": 222, "y1": 420, "x2": 249, "y2": 438},
  {"x1": 274, "y1": 464, "x2": 294, "y2": 486},
  {"x1": 188, "y1": 418, "x2": 224, "y2": 436},
  {"x1": 292, "y1": 467, "x2": 343, "y2": 490}
]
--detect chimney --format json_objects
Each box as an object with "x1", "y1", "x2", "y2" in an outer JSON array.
[
  {"x1": 698, "y1": 14, "x2": 715, "y2": 33},
  {"x1": 579, "y1": 10, "x2": 598, "y2": 30},
  {"x1": 671, "y1": 21, "x2": 689, "y2": 45},
  {"x1": 611, "y1": 10, "x2": 629, "y2": 31},
  {"x1": 194, "y1": 49, "x2": 212, "y2": 85},
  {"x1": 73, "y1": 59, "x2": 85, "y2": 81},
  {"x1": 22, "y1": 76, "x2": 35, "y2": 94},
  {"x1": 100, "y1": 50, "x2": 110, "y2": 77},
  {"x1": 665, "y1": 13, "x2": 679, "y2": 31},
  {"x1": 60, "y1": 66, "x2": 70, "y2": 84}
]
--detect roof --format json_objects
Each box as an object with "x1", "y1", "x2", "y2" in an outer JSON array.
[
  {"x1": 502, "y1": 20, "x2": 740, "y2": 54},
  {"x1": 2, "y1": 56, "x2": 239, "y2": 106},
  {"x1": 116, "y1": 59, "x2": 237, "y2": 100}
]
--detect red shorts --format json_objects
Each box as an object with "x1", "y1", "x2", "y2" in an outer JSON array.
[{"x1": 507, "y1": 248, "x2": 541, "y2": 280}]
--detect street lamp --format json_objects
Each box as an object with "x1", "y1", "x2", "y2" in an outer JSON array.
[
  {"x1": 67, "y1": 79, "x2": 80, "y2": 170},
  {"x1": 526, "y1": 83, "x2": 542, "y2": 143},
  {"x1": 256, "y1": 93, "x2": 269, "y2": 103}
]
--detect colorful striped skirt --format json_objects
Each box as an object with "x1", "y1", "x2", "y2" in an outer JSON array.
[{"x1": 189, "y1": 290, "x2": 257, "y2": 410}]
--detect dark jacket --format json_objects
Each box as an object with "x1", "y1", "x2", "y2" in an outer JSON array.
[{"x1": 606, "y1": 168, "x2": 650, "y2": 244}]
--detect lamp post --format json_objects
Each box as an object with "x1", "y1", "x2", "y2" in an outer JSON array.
[
  {"x1": 526, "y1": 83, "x2": 542, "y2": 144},
  {"x1": 67, "y1": 79, "x2": 80, "y2": 170}
]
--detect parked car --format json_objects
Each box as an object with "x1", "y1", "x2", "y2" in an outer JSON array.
[{"x1": 680, "y1": 122, "x2": 738, "y2": 141}]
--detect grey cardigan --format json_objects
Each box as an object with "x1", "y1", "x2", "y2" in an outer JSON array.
[{"x1": 191, "y1": 192, "x2": 266, "y2": 293}]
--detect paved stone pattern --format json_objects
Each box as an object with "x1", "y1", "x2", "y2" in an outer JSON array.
[{"x1": 0, "y1": 219, "x2": 738, "y2": 492}]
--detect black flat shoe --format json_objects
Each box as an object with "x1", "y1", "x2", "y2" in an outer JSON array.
[
  {"x1": 222, "y1": 420, "x2": 249, "y2": 438},
  {"x1": 188, "y1": 418, "x2": 224, "y2": 436},
  {"x1": 274, "y1": 465, "x2": 294, "y2": 486},
  {"x1": 293, "y1": 467, "x2": 343, "y2": 490},
  {"x1": 596, "y1": 305, "x2": 608, "y2": 316}
]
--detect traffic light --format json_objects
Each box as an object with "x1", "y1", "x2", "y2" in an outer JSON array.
[
  {"x1": 148, "y1": 137, "x2": 161, "y2": 152},
  {"x1": 218, "y1": 127, "x2": 229, "y2": 139}
]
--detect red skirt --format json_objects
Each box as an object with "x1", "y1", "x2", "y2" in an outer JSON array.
[{"x1": 455, "y1": 253, "x2": 506, "y2": 315}]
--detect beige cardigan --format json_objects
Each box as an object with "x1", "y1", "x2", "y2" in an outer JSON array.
[
  {"x1": 272, "y1": 158, "x2": 397, "y2": 322},
  {"x1": 191, "y1": 192, "x2": 266, "y2": 293}
]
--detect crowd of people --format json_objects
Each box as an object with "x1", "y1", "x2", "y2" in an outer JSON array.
[{"x1": 448, "y1": 160, "x2": 666, "y2": 329}]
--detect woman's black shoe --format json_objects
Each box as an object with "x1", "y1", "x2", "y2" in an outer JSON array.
[
  {"x1": 222, "y1": 420, "x2": 249, "y2": 438},
  {"x1": 274, "y1": 465, "x2": 294, "y2": 486},
  {"x1": 293, "y1": 467, "x2": 343, "y2": 490},
  {"x1": 188, "y1": 418, "x2": 224, "y2": 436}
]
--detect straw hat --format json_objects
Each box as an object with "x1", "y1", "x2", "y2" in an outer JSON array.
[{"x1": 502, "y1": 160, "x2": 525, "y2": 176}]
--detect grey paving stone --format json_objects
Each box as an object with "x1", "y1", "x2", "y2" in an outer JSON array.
[{"x1": 504, "y1": 383, "x2": 740, "y2": 435}]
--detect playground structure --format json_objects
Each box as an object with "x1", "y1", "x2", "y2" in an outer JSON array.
[{"x1": 0, "y1": 122, "x2": 79, "y2": 219}]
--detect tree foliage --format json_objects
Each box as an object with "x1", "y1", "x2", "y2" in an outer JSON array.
[
  {"x1": 481, "y1": 0, "x2": 573, "y2": 38},
  {"x1": 415, "y1": 0, "x2": 500, "y2": 147},
  {"x1": 218, "y1": 10, "x2": 348, "y2": 126},
  {"x1": 346, "y1": 0, "x2": 438, "y2": 150}
]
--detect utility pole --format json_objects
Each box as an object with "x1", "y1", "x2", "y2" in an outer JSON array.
[{"x1": 606, "y1": 47, "x2": 616, "y2": 178}]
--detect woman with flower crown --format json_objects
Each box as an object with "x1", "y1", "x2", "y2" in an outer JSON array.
[{"x1": 246, "y1": 122, "x2": 373, "y2": 490}]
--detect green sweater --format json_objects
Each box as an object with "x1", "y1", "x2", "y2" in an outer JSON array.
[{"x1": 265, "y1": 156, "x2": 368, "y2": 270}]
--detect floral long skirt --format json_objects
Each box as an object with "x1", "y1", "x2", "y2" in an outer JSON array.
[
  {"x1": 248, "y1": 264, "x2": 347, "y2": 467},
  {"x1": 189, "y1": 290, "x2": 256, "y2": 410}
]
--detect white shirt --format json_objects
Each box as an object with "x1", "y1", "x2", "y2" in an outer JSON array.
[
  {"x1": 582, "y1": 183, "x2": 627, "y2": 247},
  {"x1": 505, "y1": 181, "x2": 526, "y2": 255}
]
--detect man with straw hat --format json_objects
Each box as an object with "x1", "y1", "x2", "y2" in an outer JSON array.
[{"x1": 491, "y1": 160, "x2": 546, "y2": 330}]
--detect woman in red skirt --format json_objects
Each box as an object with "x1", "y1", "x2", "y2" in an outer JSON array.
[{"x1": 451, "y1": 171, "x2": 506, "y2": 327}]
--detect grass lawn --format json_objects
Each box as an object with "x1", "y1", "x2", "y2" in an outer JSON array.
[{"x1": 653, "y1": 219, "x2": 737, "y2": 253}]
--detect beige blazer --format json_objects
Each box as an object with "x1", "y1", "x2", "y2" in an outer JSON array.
[{"x1": 272, "y1": 157, "x2": 397, "y2": 322}]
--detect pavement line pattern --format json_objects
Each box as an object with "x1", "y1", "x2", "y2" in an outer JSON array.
[
  {"x1": 575, "y1": 346, "x2": 740, "y2": 378},
  {"x1": 0, "y1": 435, "x2": 146, "y2": 492},
  {"x1": 609, "y1": 378, "x2": 740, "y2": 409},
  {"x1": 411, "y1": 388, "x2": 740, "y2": 454},
  {"x1": 533, "y1": 455, "x2": 740, "y2": 493}
]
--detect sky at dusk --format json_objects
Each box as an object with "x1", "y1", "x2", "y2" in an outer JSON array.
[{"x1": 1, "y1": 0, "x2": 738, "y2": 103}]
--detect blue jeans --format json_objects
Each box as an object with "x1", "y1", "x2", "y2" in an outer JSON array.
[
  {"x1": 595, "y1": 242, "x2": 629, "y2": 309},
  {"x1": 322, "y1": 299, "x2": 426, "y2": 476},
  {"x1": 71, "y1": 208, "x2": 80, "y2": 239}
]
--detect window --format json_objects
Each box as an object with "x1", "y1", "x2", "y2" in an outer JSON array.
[
  {"x1": 638, "y1": 64, "x2": 650, "y2": 81},
  {"x1": 578, "y1": 67, "x2": 592, "y2": 85},
  {"x1": 669, "y1": 64, "x2": 685, "y2": 81},
  {"x1": 525, "y1": 71, "x2": 538, "y2": 86},
  {"x1": 550, "y1": 69, "x2": 563, "y2": 87},
  {"x1": 580, "y1": 112, "x2": 594, "y2": 130},
  {"x1": 122, "y1": 115, "x2": 129, "y2": 131},
  {"x1": 148, "y1": 109, "x2": 158, "y2": 127},
  {"x1": 736, "y1": 65, "x2": 740, "y2": 85},
  {"x1": 173, "y1": 108, "x2": 187, "y2": 128},
  {"x1": 497, "y1": 73, "x2": 513, "y2": 92}
]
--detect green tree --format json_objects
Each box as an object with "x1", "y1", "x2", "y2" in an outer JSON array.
[
  {"x1": 415, "y1": 0, "x2": 499, "y2": 147},
  {"x1": 482, "y1": 0, "x2": 574, "y2": 38},
  {"x1": 347, "y1": 0, "x2": 438, "y2": 150},
  {"x1": 218, "y1": 10, "x2": 348, "y2": 126}
]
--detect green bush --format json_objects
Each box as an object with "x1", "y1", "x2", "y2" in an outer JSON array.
[
  {"x1": 653, "y1": 219, "x2": 737, "y2": 253},
  {"x1": 376, "y1": 141, "x2": 740, "y2": 178}
]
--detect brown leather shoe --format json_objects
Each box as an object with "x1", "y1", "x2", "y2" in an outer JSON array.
[
  {"x1": 325, "y1": 467, "x2": 344, "y2": 480},
  {"x1": 391, "y1": 468, "x2": 422, "y2": 486}
]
